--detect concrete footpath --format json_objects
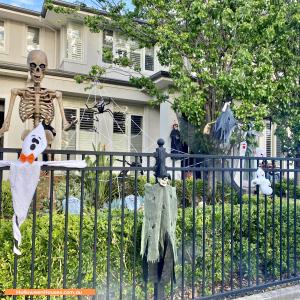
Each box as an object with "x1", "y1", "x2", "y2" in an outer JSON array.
[{"x1": 235, "y1": 284, "x2": 300, "y2": 300}]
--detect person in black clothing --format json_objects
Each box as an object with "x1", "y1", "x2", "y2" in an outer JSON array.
[{"x1": 170, "y1": 123, "x2": 183, "y2": 157}]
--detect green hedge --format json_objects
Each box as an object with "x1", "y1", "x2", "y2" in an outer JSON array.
[
  {"x1": 1, "y1": 196, "x2": 299, "y2": 298},
  {"x1": 275, "y1": 178, "x2": 300, "y2": 199},
  {"x1": 2, "y1": 176, "x2": 206, "y2": 216}
]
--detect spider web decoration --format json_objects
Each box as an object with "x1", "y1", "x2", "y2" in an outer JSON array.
[{"x1": 62, "y1": 76, "x2": 134, "y2": 153}]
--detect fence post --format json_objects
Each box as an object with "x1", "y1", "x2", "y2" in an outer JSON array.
[
  {"x1": 154, "y1": 138, "x2": 167, "y2": 299},
  {"x1": 296, "y1": 143, "x2": 300, "y2": 186},
  {"x1": 154, "y1": 138, "x2": 167, "y2": 181}
]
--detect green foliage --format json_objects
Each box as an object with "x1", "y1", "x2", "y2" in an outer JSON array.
[
  {"x1": 83, "y1": 144, "x2": 113, "y2": 207},
  {"x1": 46, "y1": 0, "x2": 300, "y2": 154},
  {"x1": 177, "y1": 197, "x2": 300, "y2": 294},
  {"x1": 274, "y1": 178, "x2": 300, "y2": 199},
  {"x1": 74, "y1": 65, "x2": 106, "y2": 90},
  {"x1": 0, "y1": 197, "x2": 299, "y2": 297},
  {"x1": 0, "y1": 181, "x2": 13, "y2": 218}
]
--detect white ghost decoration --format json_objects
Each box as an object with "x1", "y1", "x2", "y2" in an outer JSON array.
[
  {"x1": 0, "y1": 123, "x2": 86, "y2": 255},
  {"x1": 21, "y1": 123, "x2": 47, "y2": 159},
  {"x1": 251, "y1": 167, "x2": 273, "y2": 196}
]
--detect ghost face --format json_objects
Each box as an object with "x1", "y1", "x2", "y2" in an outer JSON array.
[
  {"x1": 21, "y1": 123, "x2": 47, "y2": 158},
  {"x1": 158, "y1": 177, "x2": 169, "y2": 187},
  {"x1": 27, "y1": 50, "x2": 48, "y2": 84}
]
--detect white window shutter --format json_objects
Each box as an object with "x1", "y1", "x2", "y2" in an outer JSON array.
[
  {"x1": 265, "y1": 120, "x2": 272, "y2": 157},
  {"x1": 145, "y1": 47, "x2": 154, "y2": 71},
  {"x1": 112, "y1": 112, "x2": 128, "y2": 151},
  {"x1": 276, "y1": 136, "x2": 282, "y2": 157},
  {"x1": 113, "y1": 112, "x2": 126, "y2": 134},
  {"x1": 129, "y1": 40, "x2": 141, "y2": 69},
  {"x1": 79, "y1": 108, "x2": 94, "y2": 130},
  {"x1": 66, "y1": 23, "x2": 83, "y2": 61}
]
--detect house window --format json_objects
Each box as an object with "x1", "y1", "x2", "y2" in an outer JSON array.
[
  {"x1": 79, "y1": 108, "x2": 94, "y2": 130},
  {"x1": 66, "y1": 23, "x2": 83, "y2": 61},
  {"x1": 0, "y1": 21, "x2": 5, "y2": 52},
  {"x1": 131, "y1": 115, "x2": 143, "y2": 152},
  {"x1": 112, "y1": 111, "x2": 144, "y2": 152},
  {"x1": 102, "y1": 29, "x2": 113, "y2": 63},
  {"x1": 113, "y1": 112, "x2": 126, "y2": 134},
  {"x1": 62, "y1": 107, "x2": 97, "y2": 154},
  {"x1": 129, "y1": 40, "x2": 141, "y2": 70},
  {"x1": 27, "y1": 26, "x2": 40, "y2": 52},
  {"x1": 102, "y1": 31, "x2": 152, "y2": 71},
  {"x1": 145, "y1": 47, "x2": 154, "y2": 71},
  {"x1": 62, "y1": 108, "x2": 77, "y2": 159},
  {"x1": 115, "y1": 34, "x2": 142, "y2": 69}
]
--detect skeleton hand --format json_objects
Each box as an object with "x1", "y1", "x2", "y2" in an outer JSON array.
[
  {"x1": 63, "y1": 118, "x2": 78, "y2": 131},
  {"x1": 0, "y1": 120, "x2": 10, "y2": 136}
]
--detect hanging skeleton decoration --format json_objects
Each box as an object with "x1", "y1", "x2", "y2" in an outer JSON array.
[
  {"x1": 0, "y1": 50, "x2": 74, "y2": 145},
  {"x1": 141, "y1": 153, "x2": 177, "y2": 299}
]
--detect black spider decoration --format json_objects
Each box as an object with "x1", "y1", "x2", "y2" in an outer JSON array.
[
  {"x1": 116, "y1": 157, "x2": 144, "y2": 177},
  {"x1": 86, "y1": 97, "x2": 113, "y2": 116}
]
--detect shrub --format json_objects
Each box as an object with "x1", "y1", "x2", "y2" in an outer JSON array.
[
  {"x1": 0, "y1": 196, "x2": 299, "y2": 298},
  {"x1": 0, "y1": 181, "x2": 13, "y2": 218},
  {"x1": 274, "y1": 178, "x2": 300, "y2": 199}
]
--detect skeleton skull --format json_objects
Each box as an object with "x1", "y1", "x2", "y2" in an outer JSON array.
[
  {"x1": 158, "y1": 176, "x2": 169, "y2": 187},
  {"x1": 27, "y1": 50, "x2": 48, "y2": 84}
]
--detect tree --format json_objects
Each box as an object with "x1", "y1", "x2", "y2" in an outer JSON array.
[{"x1": 46, "y1": 0, "x2": 300, "y2": 155}]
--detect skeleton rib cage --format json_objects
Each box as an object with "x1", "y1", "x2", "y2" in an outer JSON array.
[{"x1": 18, "y1": 88, "x2": 56, "y2": 126}]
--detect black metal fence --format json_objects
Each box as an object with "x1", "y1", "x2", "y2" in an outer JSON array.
[{"x1": 0, "y1": 141, "x2": 300, "y2": 299}]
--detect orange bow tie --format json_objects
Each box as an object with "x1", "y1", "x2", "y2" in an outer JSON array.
[{"x1": 19, "y1": 153, "x2": 35, "y2": 164}]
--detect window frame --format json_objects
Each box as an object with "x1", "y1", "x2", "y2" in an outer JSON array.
[
  {"x1": 0, "y1": 20, "x2": 8, "y2": 54},
  {"x1": 101, "y1": 30, "x2": 155, "y2": 72},
  {"x1": 63, "y1": 21, "x2": 86, "y2": 64},
  {"x1": 62, "y1": 107, "x2": 79, "y2": 155},
  {"x1": 26, "y1": 25, "x2": 40, "y2": 53},
  {"x1": 130, "y1": 114, "x2": 143, "y2": 152},
  {"x1": 144, "y1": 47, "x2": 155, "y2": 71},
  {"x1": 111, "y1": 107, "x2": 144, "y2": 152}
]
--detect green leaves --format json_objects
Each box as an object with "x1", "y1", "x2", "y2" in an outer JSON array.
[
  {"x1": 1, "y1": 197, "x2": 299, "y2": 296},
  {"x1": 46, "y1": 0, "x2": 300, "y2": 154}
]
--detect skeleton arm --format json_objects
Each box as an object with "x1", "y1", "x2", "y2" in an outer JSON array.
[
  {"x1": 0, "y1": 88, "x2": 19, "y2": 136},
  {"x1": 55, "y1": 91, "x2": 75, "y2": 131}
]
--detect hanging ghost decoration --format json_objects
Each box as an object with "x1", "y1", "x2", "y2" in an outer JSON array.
[
  {"x1": 0, "y1": 124, "x2": 86, "y2": 255},
  {"x1": 251, "y1": 167, "x2": 273, "y2": 196},
  {"x1": 213, "y1": 104, "x2": 237, "y2": 144}
]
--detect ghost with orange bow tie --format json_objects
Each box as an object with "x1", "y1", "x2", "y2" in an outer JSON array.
[{"x1": 0, "y1": 123, "x2": 86, "y2": 255}]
